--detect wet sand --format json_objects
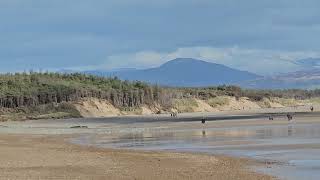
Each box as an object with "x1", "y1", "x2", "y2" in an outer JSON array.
[{"x1": 0, "y1": 135, "x2": 272, "y2": 180}]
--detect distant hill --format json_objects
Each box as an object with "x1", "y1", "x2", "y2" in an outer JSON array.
[
  {"x1": 294, "y1": 58, "x2": 320, "y2": 68},
  {"x1": 236, "y1": 57, "x2": 320, "y2": 89},
  {"x1": 241, "y1": 68, "x2": 320, "y2": 89},
  {"x1": 86, "y1": 58, "x2": 261, "y2": 87}
]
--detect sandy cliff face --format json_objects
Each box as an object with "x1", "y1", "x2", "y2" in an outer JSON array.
[
  {"x1": 73, "y1": 98, "x2": 158, "y2": 117},
  {"x1": 194, "y1": 99, "x2": 217, "y2": 112},
  {"x1": 73, "y1": 98, "x2": 121, "y2": 118},
  {"x1": 71, "y1": 97, "x2": 314, "y2": 118},
  {"x1": 218, "y1": 97, "x2": 261, "y2": 111}
]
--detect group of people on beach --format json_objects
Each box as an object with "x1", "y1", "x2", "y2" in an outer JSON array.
[
  {"x1": 170, "y1": 112, "x2": 178, "y2": 117},
  {"x1": 268, "y1": 106, "x2": 315, "y2": 121},
  {"x1": 169, "y1": 106, "x2": 315, "y2": 124}
]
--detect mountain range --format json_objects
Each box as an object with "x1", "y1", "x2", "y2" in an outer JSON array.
[
  {"x1": 85, "y1": 58, "x2": 261, "y2": 87},
  {"x1": 242, "y1": 68, "x2": 320, "y2": 89},
  {"x1": 83, "y1": 58, "x2": 320, "y2": 89}
]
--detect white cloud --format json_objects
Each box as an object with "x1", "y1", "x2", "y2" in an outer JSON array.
[{"x1": 100, "y1": 46, "x2": 320, "y2": 75}]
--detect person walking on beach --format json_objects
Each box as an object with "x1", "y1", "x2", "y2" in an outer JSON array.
[
  {"x1": 310, "y1": 106, "x2": 314, "y2": 112},
  {"x1": 201, "y1": 117, "x2": 206, "y2": 124},
  {"x1": 201, "y1": 117, "x2": 206, "y2": 137},
  {"x1": 171, "y1": 111, "x2": 178, "y2": 117}
]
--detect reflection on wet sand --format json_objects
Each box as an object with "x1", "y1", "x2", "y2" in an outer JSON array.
[
  {"x1": 202, "y1": 130, "x2": 206, "y2": 138},
  {"x1": 72, "y1": 120, "x2": 320, "y2": 180},
  {"x1": 288, "y1": 125, "x2": 293, "y2": 136},
  {"x1": 2, "y1": 112, "x2": 320, "y2": 180}
]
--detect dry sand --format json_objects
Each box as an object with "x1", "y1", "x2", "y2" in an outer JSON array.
[{"x1": 0, "y1": 134, "x2": 273, "y2": 180}]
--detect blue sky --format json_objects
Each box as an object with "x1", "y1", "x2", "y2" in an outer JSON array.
[{"x1": 1, "y1": 0, "x2": 320, "y2": 75}]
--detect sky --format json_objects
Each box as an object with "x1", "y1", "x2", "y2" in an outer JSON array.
[{"x1": 1, "y1": 0, "x2": 320, "y2": 75}]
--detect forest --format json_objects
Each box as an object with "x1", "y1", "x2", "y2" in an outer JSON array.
[{"x1": 0, "y1": 72, "x2": 166, "y2": 109}]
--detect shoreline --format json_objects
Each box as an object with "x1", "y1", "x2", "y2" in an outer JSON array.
[{"x1": 0, "y1": 134, "x2": 273, "y2": 180}]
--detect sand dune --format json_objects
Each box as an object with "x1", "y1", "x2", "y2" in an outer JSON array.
[{"x1": 72, "y1": 97, "x2": 316, "y2": 118}]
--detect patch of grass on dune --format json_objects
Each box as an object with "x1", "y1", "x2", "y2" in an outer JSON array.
[
  {"x1": 173, "y1": 98, "x2": 198, "y2": 113},
  {"x1": 256, "y1": 98, "x2": 272, "y2": 108},
  {"x1": 270, "y1": 97, "x2": 297, "y2": 106},
  {"x1": 0, "y1": 102, "x2": 81, "y2": 121},
  {"x1": 207, "y1": 96, "x2": 230, "y2": 108},
  {"x1": 307, "y1": 98, "x2": 320, "y2": 104}
]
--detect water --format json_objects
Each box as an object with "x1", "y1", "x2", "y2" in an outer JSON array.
[{"x1": 72, "y1": 122, "x2": 320, "y2": 180}]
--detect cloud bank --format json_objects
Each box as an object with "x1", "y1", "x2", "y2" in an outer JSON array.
[{"x1": 0, "y1": 0, "x2": 320, "y2": 73}]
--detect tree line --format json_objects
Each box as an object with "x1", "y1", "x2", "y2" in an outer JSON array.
[
  {"x1": 0, "y1": 72, "x2": 167, "y2": 109},
  {"x1": 1, "y1": 72, "x2": 320, "y2": 110}
]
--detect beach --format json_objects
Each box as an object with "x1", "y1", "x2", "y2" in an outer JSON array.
[
  {"x1": 1, "y1": 109, "x2": 320, "y2": 180},
  {"x1": 0, "y1": 135, "x2": 271, "y2": 180}
]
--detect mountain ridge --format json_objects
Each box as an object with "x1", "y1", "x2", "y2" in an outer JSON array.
[
  {"x1": 242, "y1": 68, "x2": 320, "y2": 89},
  {"x1": 85, "y1": 58, "x2": 261, "y2": 87}
]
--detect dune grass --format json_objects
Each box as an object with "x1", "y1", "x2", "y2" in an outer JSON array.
[
  {"x1": 173, "y1": 98, "x2": 198, "y2": 113},
  {"x1": 207, "y1": 96, "x2": 230, "y2": 108}
]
